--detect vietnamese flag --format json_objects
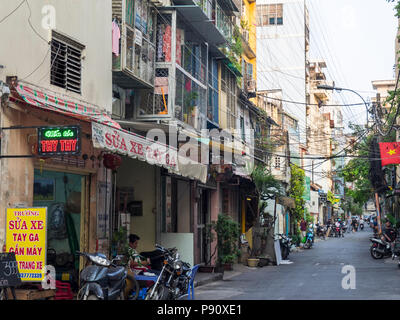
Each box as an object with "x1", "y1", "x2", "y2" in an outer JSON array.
[{"x1": 379, "y1": 142, "x2": 400, "y2": 166}]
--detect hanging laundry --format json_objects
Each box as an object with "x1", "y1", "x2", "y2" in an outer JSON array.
[
  {"x1": 112, "y1": 20, "x2": 121, "y2": 56},
  {"x1": 163, "y1": 25, "x2": 172, "y2": 62}
]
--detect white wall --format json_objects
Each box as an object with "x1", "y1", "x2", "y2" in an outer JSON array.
[
  {"x1": 116, "y1": 157, "x2": 157, "y2": 252},
  {"x1": 256, "y1": 0, "x2": 306, "y2": 144},
  {"x1": 0, "y1": 0, "x2": 112, "y2": 112}
]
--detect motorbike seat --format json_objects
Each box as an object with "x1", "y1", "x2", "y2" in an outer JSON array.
[{"x1": 107, "y1": 266, "x2": 126, "y2": 280}]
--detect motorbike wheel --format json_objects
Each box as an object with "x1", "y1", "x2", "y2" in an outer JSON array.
[
  {"x1": 281, "y1": 246, "x2": 289, "y2": 260},
  {"x1": 145, "y1": 284, "x2": 168, "y2": 300},
  {"x1": 126, "y1": 275, "x2": 140, "y2": 300},
  {"x1": 304, "y1": 241, "x2": 311, "y2": 249},
  {"x1": 370, "y1": 245, "x2": 384, "y2": 259}
]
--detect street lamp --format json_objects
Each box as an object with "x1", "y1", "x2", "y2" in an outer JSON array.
[{"x1": 316, "y1": 84, "x2": 369, "y2": 126}]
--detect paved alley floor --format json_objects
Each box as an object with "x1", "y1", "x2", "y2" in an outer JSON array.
[{"x1": 194, "y1": 229, "x2": 400, "y2": 300}]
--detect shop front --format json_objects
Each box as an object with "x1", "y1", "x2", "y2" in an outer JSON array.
[
  {"x1": 2, "y1": 82, "x2": 115, "y2": 294},
  {"x1": 91, "y1": 120, "x2": 208, "y2": 266}
]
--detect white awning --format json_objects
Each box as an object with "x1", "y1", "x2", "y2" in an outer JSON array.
[{"x1": 91, "y1": 122, "x2": 207, "y2": 183}]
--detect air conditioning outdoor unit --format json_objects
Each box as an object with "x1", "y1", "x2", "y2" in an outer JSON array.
[
  {"x1": 247, "y1": 78, "x2": 256, "y2": 93},
  {"x1": 112, "y1": 98, "x2": 124, "y2": 119}
]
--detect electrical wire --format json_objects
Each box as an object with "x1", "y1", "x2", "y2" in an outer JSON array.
[{"x1": 0, "y1": 0, "x2": 26, "y2": 25}]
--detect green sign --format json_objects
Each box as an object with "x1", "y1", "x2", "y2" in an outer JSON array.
[
  {"x1": 303, "y1": 176, "x2": 311, "y2": 201},
  {"x1": 38, "y1": 126, "x2": 81, "y2": 156}
]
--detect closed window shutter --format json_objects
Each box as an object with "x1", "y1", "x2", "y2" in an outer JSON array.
[{"x1": 51, "y1": 35, "x2": 82, "y2": 94}]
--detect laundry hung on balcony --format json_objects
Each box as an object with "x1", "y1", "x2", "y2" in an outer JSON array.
[
  {"x1": 112, "y1": 19, "x2": 121, "y2": 57},
  {"x1": 156, "y1": 24, "x2": 172, "y2": 62}
]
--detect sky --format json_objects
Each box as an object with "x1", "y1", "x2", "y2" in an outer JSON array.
[{"x1": 306, "y1": 0, "x2": 398, "y2": 129}]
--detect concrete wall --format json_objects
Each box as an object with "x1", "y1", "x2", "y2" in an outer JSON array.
[{"x1": 0, "y1": 0, "x2": 112, "y2": 112}]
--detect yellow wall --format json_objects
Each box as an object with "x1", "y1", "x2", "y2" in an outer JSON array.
[{"x1": 242, "y1": 0, "x2": 257, "y2": 105}]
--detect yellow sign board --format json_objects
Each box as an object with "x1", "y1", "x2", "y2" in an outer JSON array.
[{"x1": 5, "y1": 208, "x2": 47, "y2": 282}]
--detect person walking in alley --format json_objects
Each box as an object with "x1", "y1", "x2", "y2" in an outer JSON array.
[
  {"x1": 347, "y1": 216, "x2": 352, "y2": 233},
  {"x1": 300, "y1": 218, "x2": 307, "y2": 244},
  {"x1": 352, "y1": 217, "x2": 358, "y2": 232}
]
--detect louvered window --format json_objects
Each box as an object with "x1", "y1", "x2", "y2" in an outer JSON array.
[{"x1": 50, "y1": 33, "x2": 83, "y2": 94}]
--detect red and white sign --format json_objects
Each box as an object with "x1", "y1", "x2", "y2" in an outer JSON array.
[{"x1": 91, "y1": 122, "x2": 178, "y2": 171}]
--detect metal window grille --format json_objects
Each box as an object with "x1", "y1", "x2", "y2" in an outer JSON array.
[{"x1": 50, "y1": 37, "x2": 82, "y2": 94}]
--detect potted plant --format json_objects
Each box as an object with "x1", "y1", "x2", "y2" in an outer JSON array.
[
  {"x1": 111, "y1": 226, "x2": 129, "y2": 258},
  {"x1": 211, "y1": 214, "x2": 241, "y2": 272}
]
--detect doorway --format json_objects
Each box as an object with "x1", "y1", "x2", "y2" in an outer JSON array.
[
  {"x1": 197, "y1": 188, "x2": 211, "y2": 264},
  {"x1": 33, "y1": 169, "x2": 85, "y2": 290}
]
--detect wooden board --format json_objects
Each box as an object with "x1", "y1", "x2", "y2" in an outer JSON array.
[
  {"x1": 5, "y1": 288, "x2": 56, "y2": 300},
  {"x1": 326, "y1": 227, "x2": 331, "y2": 237}
]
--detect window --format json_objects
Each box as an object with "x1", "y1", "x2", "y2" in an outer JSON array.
[
  {"x1": 50, "y1": 32, "x2": 84, "y2": 94},
  {"x1": 257, "y1": 4, "x2": 283, "y2": 27}
]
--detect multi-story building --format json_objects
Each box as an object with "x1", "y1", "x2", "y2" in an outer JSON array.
[
  {"x1": 305, "y1": 60, "x2": 335, "y2": 223},
  {"x1": 371, "y1": 79, "x2": 396, "y2": 116},
  {"x1": 0, "y1": 0, "x2": 114, "y2": 280},
  {"x1": 256, "y1": 0, "x2": 309, "y2": 147}
]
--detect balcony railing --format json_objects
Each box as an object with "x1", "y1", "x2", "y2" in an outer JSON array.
[
  {"x1": 216, "y1": 4, "x2": 233, "y2": 40},
  {"x1": 112, "y1": 0, "x2": 155, "y2": 88}
]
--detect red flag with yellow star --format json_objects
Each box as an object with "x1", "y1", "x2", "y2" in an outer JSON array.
[{"x1": 379, "y1": 142, "x2": 400, "y2": 166}]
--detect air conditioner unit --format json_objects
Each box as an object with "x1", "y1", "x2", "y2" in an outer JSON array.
[
  {"x1": 246, "y1": 78, "x2": 256, "y2": 93},
  {"x1": 112, "y1": 86, "x2": 126, "y2": 119},
  {"x1": 112, "y1": 98, "x2": 124, "y2": 119}
]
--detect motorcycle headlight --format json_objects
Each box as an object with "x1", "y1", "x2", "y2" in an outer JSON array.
[
  {"x1": 90, "y1": 255, "x2": 111, "y2": 267},
  {"x1": 173, "y1": 260, "x2": 183, "y2": 270}
]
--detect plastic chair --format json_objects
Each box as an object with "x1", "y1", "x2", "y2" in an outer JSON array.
[{"x1": 187, "y1": 264, "x2": 200, "y2": 300}]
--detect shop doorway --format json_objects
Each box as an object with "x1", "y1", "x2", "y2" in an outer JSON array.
[
  {"x1": 197, "y1": 189, "x2": 211, "y2": 264},
  {"x1": 33, "y1": 169, "x2": 85, "y2": 290}
]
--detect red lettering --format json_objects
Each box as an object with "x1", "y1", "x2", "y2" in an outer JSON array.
[
  {"x1": 60, "y1": 140, "x2": 66, "y2": 151},
  {"x1": 105, "y1": 133, "x2": 112, "y2": 146},
  {"x1": 71, "y1": 139, "x2": 77, "y2": 151},
  {"x1": 120, "y1": 138, "x2": 127, "y2": 151},
  {"x1": 51, "y1": 140, "x2": 58, "y2": 152},
  {"x1": 41, "y1": 141, "x2": 47, "y2": 152},
  {"x1": 137, "y1": 144, "x2": 143, "y2": 155},
  {"x1": 130, "y1": 141, "x2": 137, "y2": 153},
  {"x1": 30, "y1": 221, "x2": 43, "y2": 230}
]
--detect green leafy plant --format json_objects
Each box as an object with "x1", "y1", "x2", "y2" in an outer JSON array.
[
  {"x1": 289, "y1": 164, "x2": 306, "y2": 222},
  {"x1": 111, "y1": 226, "x2": 129, "y2": 257},
  {"x1": 207, "y1": 214, "x2": 240, "y2": 266}
]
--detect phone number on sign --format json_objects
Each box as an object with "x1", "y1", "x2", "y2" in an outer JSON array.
[{"x1": 19, "y1": 273, "x2": 42, "y2": 279}]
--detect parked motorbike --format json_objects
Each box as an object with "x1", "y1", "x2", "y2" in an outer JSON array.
[
  {"x1": 369, "y1": 236, "x2": 394, "y2": 259},
  {"x1": 316, "y1": 225, "x2": 326, "y2": 240},
  {"x1": 145, "y1": 244, "x2": 189, "y2": 300},
  {"x1": 76, "y1": 251, "x2": 129, "y2": 300},
  {"x1": 341, "y1": 223, "x2": 347, "y2": 235},
  {"x1": 304, "y1": 225, "x2": 314, "y2": 249},
  {"x1": 277, "y1": 234, "x2": 292, "y2": 259}
]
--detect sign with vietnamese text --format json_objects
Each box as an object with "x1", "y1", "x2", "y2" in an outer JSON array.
[
  {"x1": 5, "y1": 208, "x2": 47, "y2": 282},
  {"x1": 38, "y1": 126, "x2": 81, "y2": 156},
  {"x1": 91, "y1": 122, "x2": 178, "y2": 171},
  {"x1": 0, "y1": 253, "x2": 22, "y2": 288}
]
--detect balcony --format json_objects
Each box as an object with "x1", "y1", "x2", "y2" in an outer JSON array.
[
  {"x1": 171, "y1": 0, "x2": 228, "y2": 46},
  {"x1": 311, "y1": 80, "x2": 334, "y2": 101},
  {"x1": 245, "y1": 76, "x2": 256, "y2": 98},
  {"x1": 112, "y1": 0, "x2": 155, "y2": 88},
  {"x1": 240, "y1": 28, "x2": 256, "y2": 59},
  {"x1": 217, "y1": 0, "x2": 241, "y2": 13}
]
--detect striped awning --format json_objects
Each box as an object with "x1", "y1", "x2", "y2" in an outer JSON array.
[
  {"x1": 12, "y1": 83, "x2": 121, "y2": 129},
  {"x1": 11, "y1": 82, "x2": 208, "y2": 183}
]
